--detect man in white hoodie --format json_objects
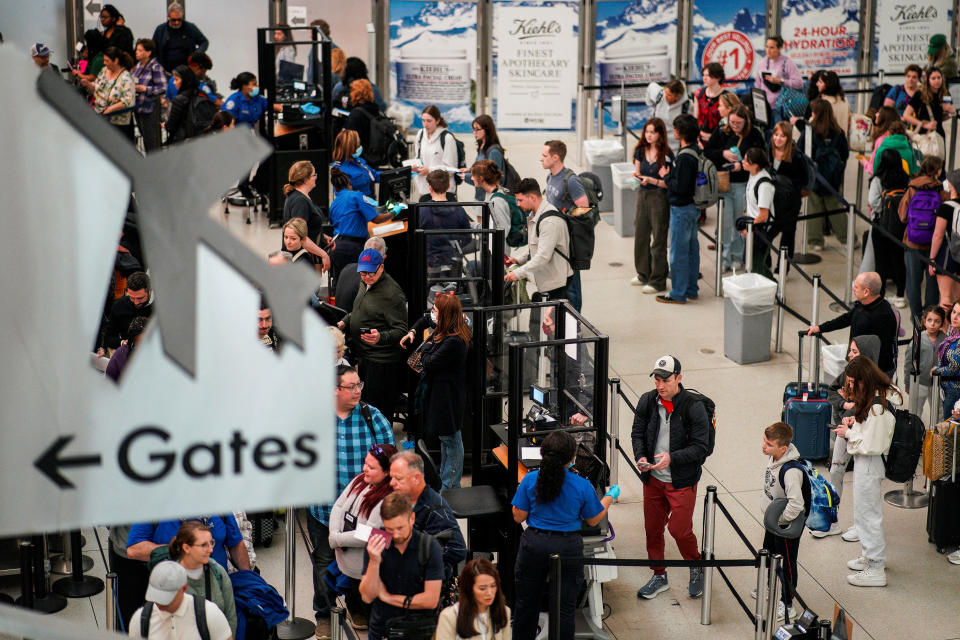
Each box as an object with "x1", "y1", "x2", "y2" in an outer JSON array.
[{"x1": 760, "y1": 421, "x2": 807, "y2": 620}]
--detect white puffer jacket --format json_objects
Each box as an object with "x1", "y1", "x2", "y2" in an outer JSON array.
[{"x1": 846, "y1": 389, "x2": 902, "y2": 457}]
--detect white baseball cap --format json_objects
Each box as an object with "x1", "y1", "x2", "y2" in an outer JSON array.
[
  {"x1": 145, "y1": 561, "x2": 187, "y2": 605},
  {"x1": 650, "y1": 355, "x2": 681, "y2": 378}
]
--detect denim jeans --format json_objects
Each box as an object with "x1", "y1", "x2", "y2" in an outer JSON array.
[
  {"x1": 306, "y1": 515, "x2": 334, "y2": 615},
  {"x1": 941, "y1": 384, "x2": 960, "y2": 420},
  {"x1": 905, "y1": 250, "x2": 939, "y2": 321},
  {"x1": 438, "y1": 432, "x2": 464, "y2": 490},
  {"x1": 566, "y1": 270, "x2": 582, "y2": 312},
  {"x1": 668, "y1": 204, "x2": 700, "y2": 302},
  {"x1": 720, "y1": 182, "x2": 746, "y2": 268}
]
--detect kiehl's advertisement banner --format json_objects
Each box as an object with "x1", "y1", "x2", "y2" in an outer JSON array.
[
  {"x1": 494, "y1": 0, "x2": 580, "y2": 130},
  {"x1": 874, "y1": 0, "x2": 955, "y2": 73}
]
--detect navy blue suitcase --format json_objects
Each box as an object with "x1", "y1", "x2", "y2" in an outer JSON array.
[{"x1": 782, "y1": 332, "x2": 832, "y2": 460}]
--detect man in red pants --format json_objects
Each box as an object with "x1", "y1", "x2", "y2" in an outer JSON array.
[{"x1": 630, "y1": 355, "x2": 710, "y2": 600}]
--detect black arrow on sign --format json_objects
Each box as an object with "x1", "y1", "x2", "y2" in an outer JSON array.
[
  {"x1": 34, "y1": 436, "x2": 102, "y2": 489},
  {"x1": 86, "y1": 1, "x2": 101, "y2": 16}
]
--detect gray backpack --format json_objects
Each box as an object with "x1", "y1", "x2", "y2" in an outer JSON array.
[{"x1": 678, "y1": 147, "x2": 719, "y2": 208}]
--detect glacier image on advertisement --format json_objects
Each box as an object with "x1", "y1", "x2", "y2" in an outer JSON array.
[
  {"x1": 781, "y1": 0, "x2": 859, "y2": 77},
  {"x1": 595, "y1": 0, "x2": 677, "y2": 130},
  {"x1": 390, "y1": 1, "x2": 477, "y2": 133}
]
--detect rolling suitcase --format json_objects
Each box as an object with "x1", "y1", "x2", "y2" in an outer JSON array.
[
  {"x1": 926, "y1": 479, "x2": 960, "y2": 553},
  {"x1": 782, "y1": 332, "x2": 832, "y2": 460}
]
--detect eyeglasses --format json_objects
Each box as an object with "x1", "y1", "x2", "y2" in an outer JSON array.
[
  {"x1": 188, "y1": 540, "x2": 215, "y2": 549},
  {"x1": 339, "y1": 382, "x2": 364, "y2": 392},
  {"x1": 169, "y1": 17, "x2": 183, "y2": 24}
]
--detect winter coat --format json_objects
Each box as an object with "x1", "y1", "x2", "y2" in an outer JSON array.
[
  {"x1": 630, "y1": 386, "x2": 710, "y2": 490},
  {"x1": 761, "y1": 443, "x2": 806, "y2": 525},
  {"x1": 420, "y1": 334, "x2": 469, "y2": 436},
  {"x1": 846, "y1": 390, "x2": 902, "y2": 457}
]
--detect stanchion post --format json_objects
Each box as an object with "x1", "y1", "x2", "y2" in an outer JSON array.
[
  {"x1": 844, "y1": 204, "x2": 855, "y2": 305},
  {"x1": 745, "y1": 221, "x2": 754, "y2": 273},
  {"x1": 930, "y1": 373, "x2": 941, "y2": 428},
  {"x1": 331, "y1": 607, "x2": 344, "y2": 640},
  {"x1": 754, "y1": 549, "x2": 770, "y2": 640},
  {"x1": 764, "y1": 554, "x2": 782, "y2": 635},
  {"x1": 548, "y1": 555, "x2": 561, "y2": 640},
  {"x1": 810, "y1": 275, "x2": 822, "y2": 386},
  {"x1": 53, "y1": 529, "x2": 104, "y2": 597},
  {"x1": 699, "y1": 486, "x2": 717, "y2": 626},
  {"x1": 775, "y1": 247, "x2": 787, "y2": 353},
  {"x1": 576, "y1": 84, "x2": 585, "y2": 167},
  {"x1": 17, "y1": 541, "x2": 34, "y2": 609},
  {"x1": 609, "y1": 377, "x2": 620, "y2": 486},
  {"x1": 715, "y1": 199, "x2": 724, "y2": 297},
  {"x1": 276, "y1": 508, "x2": 314, "y2": 640},
  {"x1": 950, "y1": 114, "x2": 958, "y2": 170},
  {"x1": 105, "y1": 572, "x2": 118, "y2": 631}
]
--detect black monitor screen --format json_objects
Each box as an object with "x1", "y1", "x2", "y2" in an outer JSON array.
[
  {"x1": 378, "y1": 167, "x2": 412, "y2": 205},
  {"x1": 279, "y1": 60, "x2": 304, "y2": 84}
]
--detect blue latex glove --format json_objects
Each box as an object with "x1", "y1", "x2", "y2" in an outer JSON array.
[
  {"x1": 300, "y1": 102, "x2": 321, "y2": 115},
  {"x1": 604, "y1": 485, "x2": 621, "y2": 500}
]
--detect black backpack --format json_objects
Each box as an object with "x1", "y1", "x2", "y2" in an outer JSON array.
[
  {"x1": 875, "y1": 188, "x2": 906, "y2": 238},
  {"x1": 883, "y1": 408, "x2": 925, "y2": 482},
  {"x1": 755, "y1": 172, "x2": 801, "y2": 228},
  {"x1": 559, "y1": 169, "x2": 602, "y2": 225},
  {"x1": 536, "y1": 208, "x2": 596, "y2": 271},
  {"x1": 187, "y1": 95, "x2": 218, "y2": 138},
  {"x1": 488, "y1": 144, "x2": 522, "y2": 193},
  {"x1": 355, "y1": 108, "x2": 403, "y2": 168},
  {"x1": 683, "y1": 388, "x2": 717, "y2": 459},
  {"x1": 141, "y1": 597, "x2": 210, "y2": 640}
]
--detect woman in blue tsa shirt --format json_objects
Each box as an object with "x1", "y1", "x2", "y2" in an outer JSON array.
[
  {"x1": 332, "y1": 129, "x2": 380, "y2": 198},
  {"x1": 222, "y1": 71, "x2": 281, "y2": 127},
  {"x1": 329, "y1": 167, "x2": 393, "y2": 282},
  {"x1": 511, "y1": 431, "x2": 619, "y2": 640}
]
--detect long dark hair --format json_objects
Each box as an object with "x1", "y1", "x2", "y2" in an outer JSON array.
[
  {"x1": 346, "y1": 443, "x2": 398, "y2": 518},
  {"x1": 876, "y1": 149, "x2": 909, "y2": 191},
  {"x1": 456, "y1": 559, "x2": 508, "y2": 637},
  {"x1": 634, "y1": 117, "x2": 669, "y2": 167},
  {"x1": 472, "y1": 114, "x2": 502, "y2": 153},
  {"x1": 422, "y1": 104, "x2": 448, "y2": 128},
  {"x1": 431, "y1": 292, "x2": 471, "y2": 345},
  {"x1": 535, "y1": 431, "x2": 577, "y2": 504},
  {"x1": 872, "y1": 106, "x2": 900, "y2": 142},
  {"x1": 809, "y1": 98, "x2": 841, "y2": 138},
  {"x1": 843, "y1": 356, "x2": 897, "y2": 423}
]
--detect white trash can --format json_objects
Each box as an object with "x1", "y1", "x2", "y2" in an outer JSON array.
[
  {"x1": 583, "y1": 139, "x2": 623, "y2": 213},
  {"x1": 722, "y1": 273, "x2": 778, "y2": 364},
  {"x1": 610, "y1": 162, "x2": 639, "y2": 237}
]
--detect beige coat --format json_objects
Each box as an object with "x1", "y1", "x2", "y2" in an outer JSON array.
[
  {"x1": 511, "y1": 198, "x2": 573, "y2": 294},
  {"x1": 435, "y1": 603, "x2": 512, "y2": 640}
]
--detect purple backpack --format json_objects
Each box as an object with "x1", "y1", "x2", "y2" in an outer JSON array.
[{"x1": 906, "y1": 188, "x2": 942, "y2": 245}]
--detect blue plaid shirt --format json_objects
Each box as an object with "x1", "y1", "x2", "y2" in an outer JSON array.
[{"x1": 309, "y1": 402, "x2": 394, "y2": 526}]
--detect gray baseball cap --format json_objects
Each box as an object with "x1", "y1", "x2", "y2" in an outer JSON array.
[{"x1": 145, "y1": 561, "x2": 187, "y2": 605}]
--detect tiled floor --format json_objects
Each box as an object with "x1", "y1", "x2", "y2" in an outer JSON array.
[{"x1": 3, "y1": 131, "x2": 959, "y2": 640}]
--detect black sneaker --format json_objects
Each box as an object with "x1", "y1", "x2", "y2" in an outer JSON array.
[
  {"x1": 655, "y1": 295, "x2": 686, "y2": 305},
  {"x1": 688, "y1": 567, "x2": 704, "y2": 598}
]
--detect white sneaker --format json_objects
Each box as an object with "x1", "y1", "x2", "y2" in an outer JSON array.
[
  {"x1": 811, "y1": 522, "x2": 842, "y2": 538},
  {"x1": 776, "y1": 601, "x2": 797, "y2": 621},
  {"x1": 641, "y1": 284, "x2": 664, "y2": 294},
  {"x1": 750, "y1": 588, "x2": 757, "y2": 600},
  {"x1": 847, "y1": 556, "x2": 868, "y2": 571},
  {"x1": 841, "y1": 526, "x2": 860, "y2": 542},
  {"x1": 948, "y1": 549, "x2": 960, "y2": 565},
  {"x1": 847, "y1": 565, "x2": 886, "y2": 587},
  {"x1": 892, "y1": 296, "x2": 907, "y2": 309},
  {"x1": 630, "y1": 276, "x2": 645, "y2": 286}
]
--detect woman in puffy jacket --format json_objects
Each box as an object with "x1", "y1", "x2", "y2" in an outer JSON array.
[{"x1": 833, "y1": 356, "x2": 901, "y2": 588}]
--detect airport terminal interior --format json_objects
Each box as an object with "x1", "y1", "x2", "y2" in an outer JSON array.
[{"x1": 2, "y1": 2, "x2": 960, "y2": 640}]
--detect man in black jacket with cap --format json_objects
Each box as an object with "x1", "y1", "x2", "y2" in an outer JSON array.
[{"x1": 631, "y1": 355, "x2": 709, "y2": 601}]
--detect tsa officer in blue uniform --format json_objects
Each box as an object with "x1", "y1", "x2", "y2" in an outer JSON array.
[
  {"x1": 221, "y1": 71, "x2": 280, "y2": 127},
  {"x1": 332, "y1": 129, "x2": 380, "y2": 198},
  {"x1": 511, "y1": 430, "x2": 619, "y2": 640},
  {"x1": 328, "y1": 167, "x2": 393, "y2": 282}
]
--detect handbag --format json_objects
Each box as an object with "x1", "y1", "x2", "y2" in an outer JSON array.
[
  {"x1": 923, "y1": 419, "x2": 958, "y2": 481},
  {"x1": 406, "y1": 341, "x2": 427, "y2": 373},
  {"x1": 848, "y1": 113, "x2": 872, "y2": 153},
  {"x1": 909, "y1": 130, "x2": 944, "y2": 161},
  {"x1": 385, "y1": 611, "x2": 437, "y2": 640},
  {"x1": 717, "y1": 170, "x2": 730, "y2": 193}
]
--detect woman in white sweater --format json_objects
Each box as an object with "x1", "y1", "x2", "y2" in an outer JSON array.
[
  {"x1": 328, "y1": 442, "x2": 398, "y2": 628},
  {"x1": 436, "y1": 559, "x2": 511, "y2": 640},
  {"x1": 833, "y1": 356, "x2": 900, "y2": 588},
  {"x1": 414, "y1": 105, "x2": 459, "y2": 197}
]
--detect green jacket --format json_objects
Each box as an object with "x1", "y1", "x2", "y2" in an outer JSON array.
[
  {"x1": 186, "y1": 560, "x2": 237, "y2": 637},
  {"x1": 342, "y1": 272, "x2": 407, "y2": 363},
  {"x1": 873, "y1": 133, "x2": 918, "y2": 176}
]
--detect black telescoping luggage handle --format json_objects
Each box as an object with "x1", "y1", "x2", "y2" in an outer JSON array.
[{"x1": 796, "y1": 330, "x2": 820, "y2": 395}]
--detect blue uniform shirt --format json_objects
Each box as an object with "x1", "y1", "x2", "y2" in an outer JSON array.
[
  {"x1": 512, "y1": 469, "x2": 604, "y2": 532},
  {"x1": 330, "y1": 190, "x2": 379, "y2": 238},
  {"x1": 222, "y1": 90, "x2": 268, "y2": 127},
  {"x1": 333, "y1": 159, "x2": 380, "y2": 199},
  {"x1": 127, "y1": 515, "x2": 243, "y2": 569},
  {"x1": 166, "y1": 76, "x2": 217, "y2": 103}
]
